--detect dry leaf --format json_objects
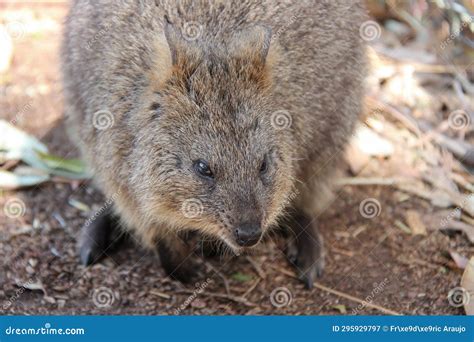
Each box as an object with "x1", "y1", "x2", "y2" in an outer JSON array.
[
  {"x1": 450, "y1": 251, "x2": 469, "y2": 270},
  {"x1": 405, "y1": 210, "x2": 427, "y2": 235}
]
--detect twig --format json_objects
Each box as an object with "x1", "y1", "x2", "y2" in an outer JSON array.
[
  {"x1": 149, "y1": 290, "x2": 171, "y2": 299},
  {"x1": 205, "y1": 262, "x2": 231, "y2": 296},
  {"x1": 336, "y1": 177, "x2": 411, "y2": 186},
  {"x1": 462, "y1": 214, "x2": 474, "y2": 227},
  {"x1": 242, "y1": 278, "x2": 261, "y2": 298},
  {"x1": 450, "y1": 172, "x2": 474, "y2": 192},
  {"x1": 270, "y1": 265, "x2": 402, "y2": 316},
  {"x1": 368, "y1": 96, "x2": 474, "y2": 167},
  {"x1": 419, "y1": 121, "x2": 474, "y2": 166},
  {"x1": 371, "y1": 51, "x2": 472, "y2": 75},
  {"x1": 332, "y1": 247, "x2": 355, "y2": 257},
  {"x1": 176, "y1": 289, "x2": 256, "y2": 307},
  {"x1": 246, "y1": 256, "x2": 267, "y2": 279},
  {"x1": 367, "y1": 96, "x2": 421, "y2": 137},
  {"x1": 397, "y1": 256, "x2": 443, "y2": 270}
]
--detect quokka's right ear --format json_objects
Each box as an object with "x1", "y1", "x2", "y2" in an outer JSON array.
[{"x1": 151, "y1": 16, "x2": 203, "y2": 89}]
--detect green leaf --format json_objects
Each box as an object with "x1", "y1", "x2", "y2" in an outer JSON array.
[
  {"x1": 0, "y1": 120, "x2": 90, "y2": 182},
  {"x1": 231, "y1": 272, "x2": 253, "y2": 283},
  {"x1": 35, "y1": 150, "x2": 87, "y2": 174}
]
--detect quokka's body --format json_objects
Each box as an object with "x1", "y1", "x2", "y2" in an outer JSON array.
[{"x1": 62, "y1": 0, "x2": 367, "y2": 287}]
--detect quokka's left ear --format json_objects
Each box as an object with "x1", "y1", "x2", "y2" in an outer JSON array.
[{"x1": 228, "y1": 24, "x2": 273, "y2": 66}]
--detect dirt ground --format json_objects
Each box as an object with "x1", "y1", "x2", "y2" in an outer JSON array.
[{"x1": 1, "y1": 2, "x2": 472, "y2": 315}]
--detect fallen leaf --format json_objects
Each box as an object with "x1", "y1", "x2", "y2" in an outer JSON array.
[
  {"x1": 405, "y1": 210, "x2": 427, "y2": 235},
  {"x1": 332, "y1": 304, "x2": 347, "y2": 314},
  {"x1": 450, "y1": 251, "x2": 469, "y2": 270},
  {"x1": 43, "y1": 296, "x2": 56, "y2": 304}
]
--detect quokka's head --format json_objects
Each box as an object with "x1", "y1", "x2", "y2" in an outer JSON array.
[{"x1": 130, "y1": 19, "x2": 295, "y2": 252}]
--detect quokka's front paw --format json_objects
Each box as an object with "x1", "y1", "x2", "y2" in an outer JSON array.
[
  {"x1": 285, "y1": 213, "x2": 325, "y2": 289},
  {"x1": 157, "y1": 234, "x2": 205, "y2": 284},
  {"x1": 79, "y1": 208, "x2": 122, "y2": 266}
]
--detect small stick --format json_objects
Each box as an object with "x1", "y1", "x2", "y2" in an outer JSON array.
[
  {"x1": 206, "y1": 262, "x2": 231, "y2": 296},
  {"x1": 242, "y1": 278, "x2": 261, "y2": 298},
  {"x1": 246, "y1": 256, "x2": 267, "y2": 279},
  {"x1": 336, "y1": 177, "x2": 410, "y2": 186},
  {"x1": 366, "y1": 96, "x2": 421, "y2": 137},
  {"x1": 149, "y1": 290, "x2": 171, "y2": 299},
  {"x1": 271, "y1": 265, "x2": 402, "y2": 316},
  {"x1": 176, "y1": 289, "x2": 256, "y2": 307}
]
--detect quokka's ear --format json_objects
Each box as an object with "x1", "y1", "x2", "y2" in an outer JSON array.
[
  {"x1": 163, "y1": 15, "x2": 182, "y2": 65},
  {"x1": 151, "y1": 16, "x2": 203, "y2": 88},
  {"x1": 228, "y1": 25, "x2": 272, "y2": 65},
  {"x1": 151, "y1": 30, "x2": 173, "y2": 88},
  {"x1": 150, "y1": 17, "x2": 185, "y2": 88}
]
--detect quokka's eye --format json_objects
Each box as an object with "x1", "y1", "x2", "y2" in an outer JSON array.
[
  {"x1": 260, "y1": 156, "x2": 268, "y2": 174},
  {"x1": 193, "y1": 159, "x2": 214, "y2": 179}
]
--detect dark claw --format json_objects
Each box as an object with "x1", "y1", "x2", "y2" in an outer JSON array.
[
  {"x1": 285, "y1": 212, "x2": 325, "y2": 289},
  {"x1": 80, "y1": 240, "x2": 101, "y2": 266},
  {"x1": 78, "y1": 208, "x2": 121, "y2": 266}
]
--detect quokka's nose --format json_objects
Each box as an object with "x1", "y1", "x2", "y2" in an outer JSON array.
[{"x1": 234, "y1": 222, "x2": 262, "y2": 247}]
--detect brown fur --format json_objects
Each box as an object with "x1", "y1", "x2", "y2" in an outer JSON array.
[{"x1": 62, "y1": 0, "x2": 367, "y2": 286}]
